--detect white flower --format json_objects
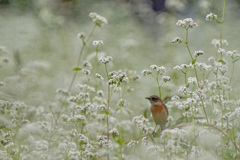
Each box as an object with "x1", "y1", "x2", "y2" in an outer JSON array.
[
  {"x1": 194, "y1": 50, "x2": 204, "y2": 57},
  {"x1": 162, "y1": 76, "x2": 171, "y2": 82},
  {"x1": 77, "y1": 32, "x2": 86, "y2": 39},
  {"x1": 93, "y1": 40, "x2": 104, "y2": 47},
  {"x1": 176, "y1": 18, "x2": 198, "y2": 29},
  {"x1": 171, "y1": 95, "x2": 180, "y2": 101},
  {"x1": 82, "y1": 69, "x2": 91, "y2": 75},
  {"x1": 89, "y1": 12, "x2": 108, "y2": 27},
  {"x1": 127, "y1": 140, "x2": 138, "y2": 148},
  {"x1": 109, "y1": 128, "x2": 119, "y2": 136},
  {"x1": 95, "y1": 73, "x2": 104, "y2": 80},
  {"x1": 99, "y1": 56, "x2": 112, "y2": 64},
  {"x1": 205, "y1": 13, "x2": 217, "y2": 21},
  {"x1": 141, "y1": 69, "x2": 152, "y2": 76},
  {"x1": 172, "y1": 37, "x2": 183, "y2": 43},
  {"x1": 218, "y1": 48, "x2": 226, "y2": 55},
  {"x1": 188, "y1": 77, "x2": 197, "y2": 85},
  {"x1": 211, "y1": 39, "x2": 228, "y2": 47},
  {"x1": 132, "y1": 115, "x2": 150, "y2": 133}
]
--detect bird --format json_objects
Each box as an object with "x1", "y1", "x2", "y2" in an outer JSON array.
[{"x1": 146, "y1": 95, "x2": 168, "y2": 134}]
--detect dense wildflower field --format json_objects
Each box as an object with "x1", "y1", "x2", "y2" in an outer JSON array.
[{"x1": 1, "y1": 0, "x2": 240, "y2": 159}]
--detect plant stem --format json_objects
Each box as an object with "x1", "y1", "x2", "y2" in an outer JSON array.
[
  {"x1": 156, "y1": 74, "x2": 162, "y2": 98},
  {"x1": 68, "y1": 24, "x2": 97, "y2": 92},
  {"x1": 229, "y1": 62, "x2": 235, "y2": 86},
  {"x1": 199, "y1": 97, "x2": 209, "y2": 124},
  {"x1": 104, "y1": 64, "x2": 110, "y2": 160},
  {"x1": 185, "y1": 29, "x2": 200, "y2": 88},
  {"x1": 220, "y1": 0, "x2": 226, "y2": 49}
]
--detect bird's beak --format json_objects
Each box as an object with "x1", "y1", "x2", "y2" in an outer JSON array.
[{"x1": 145, "y1": 97, "x2": 150, "y2": 100}]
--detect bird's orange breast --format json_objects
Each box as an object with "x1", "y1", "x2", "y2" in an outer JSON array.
[{"x1": 150, "y1": 104, "x2": 168, "y2": 126}]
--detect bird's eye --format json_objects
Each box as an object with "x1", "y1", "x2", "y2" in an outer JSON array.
[{"x1": 152, "y1": 97, "x2": 157, "y2": 101}]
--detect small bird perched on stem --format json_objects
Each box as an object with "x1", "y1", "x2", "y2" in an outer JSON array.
[{"x1": 146, "y1": 95, "x2": 168, "y2": 134}]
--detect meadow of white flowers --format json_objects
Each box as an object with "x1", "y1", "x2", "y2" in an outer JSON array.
[{"x1": 1, "y1": 0, "x2": 240, "y2": 159}]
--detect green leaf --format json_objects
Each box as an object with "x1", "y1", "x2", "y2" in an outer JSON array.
[
  {"x1": 192, "y1": 59, "x2": 196, "y2": 65},
  {"x1": 112, "y1": 134, "x2": 116, "y2": 140},
  {"x1": 218, "y1": 60, "x2": 226, "y2": 64},
  {"x1": 117, "y1": 137, "x2": 125, "y2": 145},
  {"x1": 82, "y1": 40, "x2": 86, "y2": 46},
  {"x1": 73, "y1": 67, "x2": 82, "y2": 71},
  {"x1": 153, "y1": 129, "x2": 161, "y2": 138},
  {"x1": 104, "y1": 111, "x2": 110, "y2": 115},
  {"x1": 185, "y1": 106, "x2": 190, "y2": 111}
]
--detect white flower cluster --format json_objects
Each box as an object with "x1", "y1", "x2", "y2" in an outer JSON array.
[
  {"x1": 146, "y1": 145, "x2": 160, "y2": 152},
  {"x1": 109, "y1": 128, "x2": 119, "y2": 136},
  {"x1": 176, "y1": 98, "x2": 197, "y2": 110},
  {"x1": 226, "y1": 50, "x2": 240, "y2": 61},
  {"x1": 228, "y1": 107, "x2": 240, "y2": 121},
  {"x1": 173, "y1": 63, "x2": 194, "y2": 71},
  {"x1": 95, "y1": 73, "x2": 104, "y2": 80},
  {"x1": 93, "y1": 40, "x2": 104, "y2": 47},
  {"x1": 172, "y1": 37, "x2": 183, "y2": 43},
  {"x1": 82, "y1": 69, "x2": 91, "y2": 75},
  {"x1": 69, "y1": 92, "x2": 89, "y2": 103},
  {"x1": 78, "y1": 134, "x2": 88, "y2": 144},
  {"x1": 77, "y1": 32, "x2": 86, "y2": 40},
  {"x1": 161, "y1": 128, "x2": 187, "y2": 139},
  {"x1": 212, "y1": 61, "x2": 228, "y2": 75},
  {"x1": 162, "y1": 76, "x2": 171, "y2": 82},
  {"x1": 97, "y1": 135, "x2": 112, "y2": 148},
  {"x1": 108, "y1": 71, "x2": 129, "y2": 85},
  {"x1": 89, "y1": 12, "x2": 107, "y2": 27},
  {"x1": 195, "y1": 62, "x2": 212, "y2": 71},
  {"x1": 126, "y1": 140, "x2": 138, "y2": 148},
  {"x1": 76, "y1": 84, "x2": 95, "y2": 92},
  {"x1": 141, "y1": 69, "x2": 152, "y2": 76},
  {"x1": 188, "y1": 77, "x2": 198, "y2": 85},
  {"x1": 171, "y1": 95, "x2": 180, "y2": 101},
  {"x1": 35, "y1": 140, "x2": 49, "y2": 151},
  {"x1": 0, "y1": 100, "x2": 26, "y2": 117},
  {"x1": 176, "y1": 18, "x2": 198, "y2": 29},
  {"x1": 211, "y1": 39, "x2": 229, "y2": 47},
  {"x1": 67, "y1": 113, "x2": 86, "y2": 122},
  {"x1": 82, "y1": 61, "x2": 92, "y2": 69},
  {"x1": 205, "y1": 13, "x2": 217, "y2": 21},
  {"x1": 217, "y1": 48, "x2": 225, "y2": 55},
  {"x1": 150, "y1": 65, "x2": 166, "y2": 75},
  {"x1": 132, "y1": 115, "x2": 150, "y2": 133},
  {"x1": 99, "y1": 56, "x2": 112, "y2": 64},
  {"x1": 194, "y1": 50, "x2": 204, "y2": 57}
]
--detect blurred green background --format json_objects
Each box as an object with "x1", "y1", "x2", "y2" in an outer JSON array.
[{"x1": 1, "y1": 0, "x2": 240, "y2": 115}]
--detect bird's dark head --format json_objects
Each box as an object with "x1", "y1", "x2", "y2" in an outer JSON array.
[{"x1": 145, "y1": 95, "x2": 162, "y2": 105}]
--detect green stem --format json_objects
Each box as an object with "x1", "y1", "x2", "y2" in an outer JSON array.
[
  {"x1": 104, "y1": 64, "x2": 110, "y2": 160},
  {"x1": 84, "y1": 48, "x2": 99, "y2": 103},
  {"x1": 156, "y1": 74, "x2": 161, "y2": 98},
  {"x1": 68, "y1": 24, "x2": 97, "y2": 92},
  {"x1": 200, "y1": 97, "x2": 209, "y2": 124},
  {"x1": 220, "y1": 0, "x2": 226, "y2": 49},
  {"x1": 184, "y1": 72, "x2": 187, "y2": 87},
  {"x1": 185, "y1": 29, "x2": 200, "y2": 88},
  {"x1": 229, "y1": 62, "x2": 235, "y2": 86}
]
